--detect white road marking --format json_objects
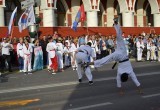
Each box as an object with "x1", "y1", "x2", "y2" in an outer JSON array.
[
  {"x1": 0, "y1": 71, "x2": 160, "y2": 94},
  {"x1": 142, "y1": 93, "x2": 160, "y2": 98},
  {"x1": 67, "y1": 102, "x2": 113, "y2": 110}
]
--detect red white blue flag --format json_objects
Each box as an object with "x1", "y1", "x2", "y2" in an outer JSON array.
[
  {"x1": 72, "y1": 4, "x2": 86, "y2": 31},
  {"x1": 18, "y1": 5, "x2": 35, "y2": 33},
  {"x1": 8, "y1": 7, "x2": 17, "y2": 35}
]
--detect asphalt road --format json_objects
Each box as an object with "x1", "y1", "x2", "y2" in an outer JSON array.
[{"x1": 0, "y1": 61, "x2": 160, "y2": 110}]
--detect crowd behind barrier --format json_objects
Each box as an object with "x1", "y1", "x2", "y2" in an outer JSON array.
[{"x1": 0, "y1": 31, "x2": 160, "y2": 75}]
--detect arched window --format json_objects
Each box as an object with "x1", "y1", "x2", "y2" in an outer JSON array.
[{"x1": 56, "y1": 1, "x2": 66, "y2": 26}]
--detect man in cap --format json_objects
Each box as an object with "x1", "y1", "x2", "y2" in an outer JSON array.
[
  {"x1": 72, "y1": 42, "x2": 95, "y2": 85},
  {"x1": 90, "y1": 18, "x2": 142, "y2": 94}
]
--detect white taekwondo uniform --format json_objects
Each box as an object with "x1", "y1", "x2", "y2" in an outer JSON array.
[
  {"x1": 88, "y1": 39, "x2": 98, "y2": 60},
  {"x1": 146, "y1": 41, "x2": 151, "y2": 60},
  {"x1": 69, "y1": 42, "x2": 77, "y2": 70},
  {"x1": 56, "y1": 42, "x2": 64, "y2": 69},
  {"x1": 76, "y1": 44, "x2": 94, "y2": 81},
  {"x1": 46, "y1": 42, "x2": 57, "y2": 70},
  {"x1": 150, "y1": 44, "x2": 157, "y2": 61},
  {"x1": 136, "y1": 40, "x2": 144, "y2": 61},
  {"x1": 94, "y1": 24, "x2": 140, "y2": 88},
  {"x1": 23, "y1": 43, "x2": 33, "y2": 73}
]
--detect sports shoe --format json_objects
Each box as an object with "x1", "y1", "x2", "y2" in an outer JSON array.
[
  {"x1": 0, "y1": 72, "x2": 2, "y2": 76},
  {"x1": 48, "y1": 69, "x2": 51, "y2": 72},
  {"x1": 79, "y1": 79, "x2": 82, "y2": 83},
  {"x1": 89, "y1": 81, "x2": 93, "y2": 85},
  {"x1": 52, "y1": 72, "x2": 56, "y2": 75},
  {"x1": 24, "y1": 72, "x2": 28, "y2": 75},
  {"x1": 28, "y1": 72, "x2": 32, "y2": 74}
]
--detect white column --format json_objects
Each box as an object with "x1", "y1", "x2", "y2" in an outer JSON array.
[
  {"x1": 43, "y1": 9, "x2": 56, "y2": 27},
  {"x1": 154, "y1": 14, "x2": 160, "y2": 27},
  {"x1": 0, "y1": 7, "x2": 4, "y2": 26},
  {"x1": 87, "y1": 11, "x2": 98, "y2": 27},
  {"x1": 122, "y1": 12, "x2": 134, "y2": 27}
]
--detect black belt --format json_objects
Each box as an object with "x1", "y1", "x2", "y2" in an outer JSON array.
[
  {"x1": 78, "y1": 50, "x2": 88, "y2": 55},
  {"x1": 79, "y1": 50, "x2": 85, "y2": 53},
  {"x1": 112, "y1": 59, "x2": 129, "y2": 69},
  {"x1": 119, "y1": 59, "x2": 129, "y2": 63}
]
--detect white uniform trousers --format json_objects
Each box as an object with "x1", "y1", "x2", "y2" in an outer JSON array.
[
  {"x1": 137, "y1": 49, "x2": 143, "y2": 61},
  {"x1": 56, "y1": 51, "x2": 63, "y2": 69},
  {"x1": 23, "y1": 54, "x2": 32, "y2": 72},
  {"x1": 90, "y1": 47, "x2": 96, "y2": 68},
  {"x1": 70, "y1": 52, "x2": 77, "y2": 69},
  {"x1": 48, "y1": 55, "x2": 52, "y2": 69},
  {"x1": 94, "y1": 51, "x2": 119, "y2": 68},
  {"x1": 158, "y1": 50, "x2": 160, "y2": 62},
  {"x1": 64, "y1": 54, "x2": 70, "y2": 66},
  {"x1": 76, "y1": 52, "x2": 93, "y2": 81},
  {"x1": 147, "y1": 50, "x2": 151, "y2": 60},
  {"x1": 150, "y1": 51, "x2": 156, "y2": 60}
]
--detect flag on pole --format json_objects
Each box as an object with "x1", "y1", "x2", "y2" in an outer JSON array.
[
  {"x1": 72, "y1": 4, "x2": 86, "y2": 31},
  {"x1": 18, "y1": 5, "x2": 35, "y2": 33},
  {"x1": 8, "y1": 7, "x2": 17, "y2": 35}
]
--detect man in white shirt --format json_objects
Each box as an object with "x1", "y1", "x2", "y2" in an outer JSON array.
[
  {"x1": 17, "y1": 38, "x2": 24, "y2": 72},
  {"x1": 1, "y1": 38, "x2": 13, "y2": 72},
  {"x1": 90, "y1": 19, "x2": 142, "y2": 94},
  {"x1": 72, "y1": 42, "x2": 95, "y2": 85}
]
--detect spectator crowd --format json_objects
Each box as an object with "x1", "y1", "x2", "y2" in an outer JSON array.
[{"x1": 0, "y1": 31, "x2": 160, "y2": 75}]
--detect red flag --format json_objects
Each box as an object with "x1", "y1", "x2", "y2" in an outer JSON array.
[{"x1": 80, "y1": 4, "x2": 86, "y2": 22}]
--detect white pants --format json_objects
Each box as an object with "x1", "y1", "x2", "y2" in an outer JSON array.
[
  {"x1": 70, "y1": 52, "x2": 77, "y2": 69},
  {"x1": 76, "y1": 52, "x2": 93, "y2": 81},
  {"x1": 64, "y1": 54, "x2": 70, "y2": 66},
  {"x1": 24, "y1": 54, "x2": 31, "y2": 72},
  {"x1": 147, "y1": 50, "x2": 151, "y2": 60},
  {"x1": 137, "y1": 49, "x2": 143, "y2": 61},
  {"x1": 56, "y1": 51, "x2": 63, "y2": 69},
  {"x1": 158, "y1": 51, "x2": 160, "y2": 62},
  {"x1": 48, "y1": 55, "x2": 51, "y2": 69},
  {"x1": 150, "y1": 51, "x2": 156, "y2": 60}
]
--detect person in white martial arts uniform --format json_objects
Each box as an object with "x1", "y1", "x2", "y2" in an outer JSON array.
[
  {"x1": 88, "y1": 35, "x2": 98, "y2": 68},
  {"x1": 72, "y1": 42, "x2": 95, "y2": 85},
  {"x1": 90, "y1": 19, "x2": 142, "y2": 94},
  {"x1": 46, "y1": 37, "x2": 58, "y2": 74},
  {"x1": 69, "y1": 40, "x2": 78, "y2": 70},
  {"x1": 23, "y1": 39, "x2": 33, "y2": 74},
  {"x1": 136, "y1": 37, "x2": 144, "y2": 61},
  {"x1": 146, "y1": 38, "x2": 152, "y2": 61}
]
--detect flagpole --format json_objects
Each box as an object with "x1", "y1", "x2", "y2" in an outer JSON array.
[
  {"x1": 10, "y1": 25, "x2": 14, "y2": 43},
  {"x1": 86, "y1": 21, "x2": 89, "y2": 35}
]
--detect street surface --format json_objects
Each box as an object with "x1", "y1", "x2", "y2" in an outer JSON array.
[{"x1": 0, "y1": 60, "x2": 160, "y2": 110}]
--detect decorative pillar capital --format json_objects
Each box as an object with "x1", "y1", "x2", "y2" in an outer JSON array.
[
  {"x1": 82, "y1": 0, "x2": 100, "y2": 12},
  {"x1": 40, "y1": 0, "x2": 57, "y2": 10},
  {"x1": 0, "y1": 0, "x2": 5, "y2": 7}
]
